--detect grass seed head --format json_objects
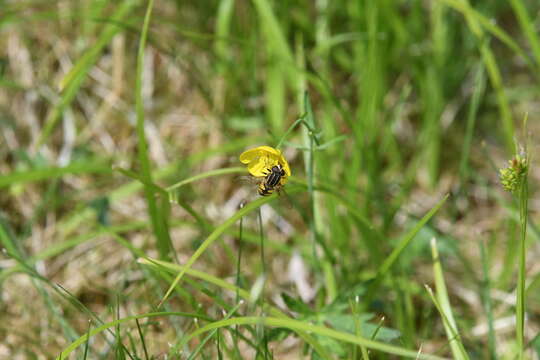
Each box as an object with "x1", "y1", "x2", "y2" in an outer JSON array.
[{"x1": 499, "y1": 154, "x2": 528, "y2": 193}]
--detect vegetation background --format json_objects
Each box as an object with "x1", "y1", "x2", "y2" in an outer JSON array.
[{"x1": 1, "y1": 0, "x2": 539, "y2": 358}]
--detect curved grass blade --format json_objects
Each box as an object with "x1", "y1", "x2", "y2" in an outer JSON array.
[
  {"x1": 439, "y1": 0, "x2": 534, "y2": 71},
  {"x1": 166, "y1": 166, "x2": 246, "y2": 192},
  {"x1": 179, "y1": 316, "x2": 447, "y2": 360},
  {"x1": 364, "y1": 194, "x2": 449, "y2": 301},
  {"x1": 54, "y1": 312, "x2": 211, "y2": 360},
  {"x1": 377, "y1": 194, "x2": 449, "y2": 279},
  {"x1": 140, "y1": 256, "x2": 331, "y2": 359},
  {"x1": 185, "y1": 302, "x2": 243, "y2": 359},
  {"x1": 156, "y1": 188, "x2": 303, "y2": 308}
]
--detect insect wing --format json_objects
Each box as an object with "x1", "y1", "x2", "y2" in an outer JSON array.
[
  {"x1": 235, "y1": 175, "x2": 262, "y2": 185},
  {"x1": 276, "y1": 186, "x2": 293, "y2": 209}
]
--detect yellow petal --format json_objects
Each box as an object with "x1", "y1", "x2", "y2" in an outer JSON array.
[
  {"x1": 239, "y1": 146, "x2": 281, "y2": 164},
  {"x1": 255, "y1": 146, "x2": 281, "y2": 156},
  {"x1": 240, "y1": 146, "x2": 290, "y2": 178},
  {"x1": 239, "y1": 148, "x2": 260, "y2": 164},
  {"x1": 247, "y1": 161, "x2": 268, "y2": 177}
]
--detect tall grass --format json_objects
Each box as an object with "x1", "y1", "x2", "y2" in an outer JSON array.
[{"x1": 0, "y1": 0, "x2": 539, "y2": 358}]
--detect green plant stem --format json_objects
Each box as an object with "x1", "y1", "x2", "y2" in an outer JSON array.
[
  {"x1": 233, "y1": 214, "x2": 244, "y2": 358},
  {"x1": 479, "y1": 240, "x2": 497, "y2": 360},
  {"x1": 516, "y1": 171, "x2": 528, "y2": 359},
  {"x1": 256, "y1": 207, "x2": 269, "y2": 359},
  {"x1": 275, "y1": 115, "x2": 305, "y2": 149}
]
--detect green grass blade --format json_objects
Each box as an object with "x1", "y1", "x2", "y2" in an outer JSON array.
[
  {"x1": 213, "y1": 0, "x2": 235, "y2": 112},
  {"x1": 304, "y1": 91, "x2": 337, "y2": 299},
  {"x1": 0, "y1": 162, "x2": 111, "y2": 188},
  {"x1": 140, "y1": 257, "x2": 332, "y2": 359},
  {"x1": 439, "y1": 0, "x2": 514, "y2": 151},
  {"x1": 1, "y1": 241, "x2": 81, "y2": 342},
  {"x1": 166, "y1": 167, "x2": 245, "y2": 192},
  {"x1": 186, "y1": 302, "x2": 243, "y2": 360},
  {"x1": 135, "y1": 318, "x2": 150, "y2": 360},
  {"x1": 180, "y1": 316, "x2": 447, "y2": 360},
  {"x1": 376, "y1": 194, "x2": 449, "y2": 279},
  {"x1": 479, "y1": 240, "x2": 497, "y2": 360},
  {"x1": 82, "y1": 320, "x2": 91, "y2": 359},
  {"x1": 1, "y1": 219, "x2": 83, "y2": 342},
  {"x1": 251, "y1": 0, "x2": 296, "y2": 132},
  {"x1": 37, "y1": 0, "x2": 138, "y2": 147},
  {"x1": 430, "y1": 238, "x2": 470, "y2": 359},
  {"x1": 135, "y1": 0, "x2": 172, "y2": 259},
  {"x1": 350, "y1": 298, "x2": 370, "y2": 359},
  {"x1": 251, "y1": 0, "x2": 294, "y2": 64},
  {"x1": 459, "y1": 64, "x2": 485, "y2": 181},
  {"x1": 157, "y1": 187, "x2": 304, "y2": 308},
  {"x1": 55, "y1": 312, "x2": 210, "y2": 360},
  {"x1": 439, "y1": 0, "x2": 534, "y2": 71},
  {"x1": 509, "y1": 0, "x2": 540, "y2": 69},
  {"x1": 56, "y1": 141, "x2": 255, "y2": 237},
  {"x1": 115, "y1": 167, "x2": 168, "y2": 196},
  {"x1": 0, "y1": 216, "x2": 21, "y2": 256},
  {"x1": 214, "y1": 0, "x2": 235, "y2": 62},
  {"x1": 136, "y1": 0, "x2": 157, "y2": 195},
  {"x1": 0, "y1": 222, "x2": 146, "y2": 281}
]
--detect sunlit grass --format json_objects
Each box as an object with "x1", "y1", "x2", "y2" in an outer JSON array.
[{"x1": 1, "y1": 0, "x2": 539, "y2": 358}]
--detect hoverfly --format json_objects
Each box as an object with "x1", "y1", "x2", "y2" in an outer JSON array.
[
  {"x1": 238, "y1": 146, "x2": 292, "y2": 206},
  {"x1": 258, "y1": 164, "x2": 287, "y2": 196},
  {"x1": 237, "y1": 164, "x2": 291, "y2": 208}
]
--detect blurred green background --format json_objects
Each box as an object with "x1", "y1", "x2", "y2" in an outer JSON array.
[{"x1": 1, "y1": 0, "x2": 539, "y2": 358}]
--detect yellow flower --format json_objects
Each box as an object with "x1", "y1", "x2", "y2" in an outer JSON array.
[{"x1": 239, "y1": 146, "x2": 291, "y2": 183}]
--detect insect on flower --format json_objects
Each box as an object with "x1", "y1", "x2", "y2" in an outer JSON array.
[{"x1": 239, "y1": 146, "x2": 291, "y2": 197}]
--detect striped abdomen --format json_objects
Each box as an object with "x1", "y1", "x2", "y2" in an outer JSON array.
[{"x1": 258, "y1": 165, "x2": 285, "y2": 196}]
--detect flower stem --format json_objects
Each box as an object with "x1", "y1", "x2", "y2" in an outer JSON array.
[{"x1": 516, "y1": 165, "x2": 528, "y2": 359}]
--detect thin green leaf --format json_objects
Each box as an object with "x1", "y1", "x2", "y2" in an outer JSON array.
[
  {"x1": 135, "y1": 0, "x2": 172, "y2": 259},
  {"x1": 157, "y1": 188, "x2": 303, "y2": 308},
  {"x1": 376, "y1": 194, "x2": 449, "y2": 279},
  {"x1": 181, "y1": 316, "x2": 446, "y2": 360},
  {"x1": 430, "y1": 238, "x2": 469, "y2": 359}
]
